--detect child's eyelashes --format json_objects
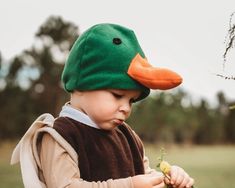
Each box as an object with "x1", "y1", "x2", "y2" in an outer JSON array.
[
  {"x1": 111, "y1": 92, "x2": 136, "y2": 104},
  {"x1": 111, "y1": 92, "x2": 123, "y2": 99}
]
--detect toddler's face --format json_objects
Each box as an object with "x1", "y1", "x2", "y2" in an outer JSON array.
[{"x1": 71, "y1": 89, "x2": 141, "y2": 130}]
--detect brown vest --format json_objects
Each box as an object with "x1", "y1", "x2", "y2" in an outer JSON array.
[{"x1": 53, "y1": 117, "x2": 145, "y2": 181}]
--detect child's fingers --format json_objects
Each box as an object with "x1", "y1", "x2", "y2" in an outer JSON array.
[
  {"x1": 153, "y1": 181, "x2": 165, "y2": 188},
  {"x1": 175, "y1": 171, "x2": 189, "y2": 187},
  {"x1": 170, "y1": 166, "x2": 186, "y2": 185},
  {"x1": 164, "y1": 176, "x2": 170, "y2": 185},
  {"x1": 132, "y1": 174, "x2": 165, "y2": 188},
  {"x1": 180, "y1": 177, "x2": 195, "y2": 188},
  {"x1": 150, "y1": 174, "x2": 164, "y2": 185},
  {"x1": 186, "y1": 177, "x2": 195, "y2": 188},
  {"x1": 169, "y1": 165, "x2": 180, "y2": 184},
  {"x1": 170, "y1": 165, "x2": 194, "y2": 188},
  {"x1": 149, "y1": 170, "x2": 164, "y2": 177},
  {"x1": 178, "y1": 175, "x2": 190, "y2": 188}
]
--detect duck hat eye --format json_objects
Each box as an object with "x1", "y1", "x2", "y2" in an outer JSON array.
[{"x1": 113, "y1": 38, "x2": 122, "y2": 45}]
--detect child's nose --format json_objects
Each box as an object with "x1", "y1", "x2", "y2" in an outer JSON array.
[{"x1": 119, "y1": 102, "x2": 131, "y2": 115}]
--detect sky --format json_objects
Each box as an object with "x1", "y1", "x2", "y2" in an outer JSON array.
[{"x1": 1, "y1": 0, "x2": 235, "y2": 106}]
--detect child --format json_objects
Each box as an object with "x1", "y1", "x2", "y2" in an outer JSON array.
[{"x1": 11, "y1": 23, "x2": 194, "y2": 188}]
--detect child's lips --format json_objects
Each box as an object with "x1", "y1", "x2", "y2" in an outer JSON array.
[{"x1": 113, "y1": 119, "x2": 124, "y2": 125}]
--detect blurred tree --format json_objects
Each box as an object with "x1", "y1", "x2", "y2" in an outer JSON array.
[
  {"x1": 193, "y1": 99, "x2": 215, "y2": 144},
  {"x1": 212, "y1": 92, "x2": 228, "y2": 143},
  {"x1": 0, "y1": 52, "x2": 2, "y2": 70},
  {"x1": 128, "y1": 89, "x2": 197, "y2": 144},
  {"x1": 225, "y1": 101, "x2": 235, "y2": 143},
  {"x1": 0, "y1": 16, "x2": 79, "y2": 139},
  {"x1": 0, "y1": 52, "x2": 3, "y2": 83},
  {"x1": 24, "y1": 16, "x2": 79, "y2": 115},
  {"x1": 5, "y1": 56, "x2": 23, "y2": 87}
]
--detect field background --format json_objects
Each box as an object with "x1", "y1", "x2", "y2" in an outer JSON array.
[
  {"x1": 0, "y1": 141, "x2": 235, "y2": 188},
  {"x1": 145, "y1": 144, "x2": 235, "y2": 188}
]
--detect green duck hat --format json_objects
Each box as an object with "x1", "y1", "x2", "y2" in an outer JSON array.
[{"x1": 62, "y1": 23, "x2": 182, "y2": 101}]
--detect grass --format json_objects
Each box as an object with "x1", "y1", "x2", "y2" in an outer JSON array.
[
  {"x1": 1, "y1": 141, "x2": 235, "y2": 188},
  {"x1": 0, "y1": 141, "x2": 23, "y2": 188},
  {"x1": 145, "y1": 144, "x2": 235, "y2": 188}
]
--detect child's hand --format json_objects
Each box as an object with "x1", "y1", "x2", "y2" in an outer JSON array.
[
  {"x1": 157, "y1": 148, "x2": 195, "y2": 188},
  {"x1": 166, "y1": 165, "x2": 194, "y2": 188},
  {"x1": 132, "y1": 174, "x2": 165, "y2": 188}
]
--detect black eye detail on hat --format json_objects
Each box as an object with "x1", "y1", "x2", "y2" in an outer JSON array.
[{"x1": 113, "y1": 38, "x2": 122, "y2": 45}]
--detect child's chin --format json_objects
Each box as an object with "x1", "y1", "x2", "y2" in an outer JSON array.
[{"x1": 99, "y1": 122, "x2": 119, "y2": 131}]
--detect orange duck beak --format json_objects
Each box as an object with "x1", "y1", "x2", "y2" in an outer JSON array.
[{"x1": 127, "y1": 53, "x2": 182, "y2": 90}]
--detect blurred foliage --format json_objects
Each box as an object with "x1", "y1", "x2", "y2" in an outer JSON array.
[
  {"x1": 0, "y1": 16, "x2": 235, "y2": 144},
  {"x1": 0, "y1": 16, "x2": 78, "y2": 139},
  {"x1": 128, "y1": 90, "x2": 235, "y2": 144}
]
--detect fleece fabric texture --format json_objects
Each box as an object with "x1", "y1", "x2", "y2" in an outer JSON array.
[
  {"x1": 62, "y1": 23, "x2": 150, "y2": 101},
  {"x1": 53, "y1": 116, "x2": 145, "y2": 181}
]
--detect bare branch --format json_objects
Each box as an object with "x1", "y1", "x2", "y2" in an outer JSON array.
[
  {"x1": 223, "y1": 12, "x2": 235, "y2": 64},
  {"x1": 215, "y1": 73, "x2": 235, "y2": 80}
]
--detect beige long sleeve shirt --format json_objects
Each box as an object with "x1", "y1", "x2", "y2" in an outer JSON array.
[
  {"x1": 40, "y1": 133, "x2": 156, "y2": 188},
  {"x1": 11, "y1": 105, "x2": 158, "y2": 188}
]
